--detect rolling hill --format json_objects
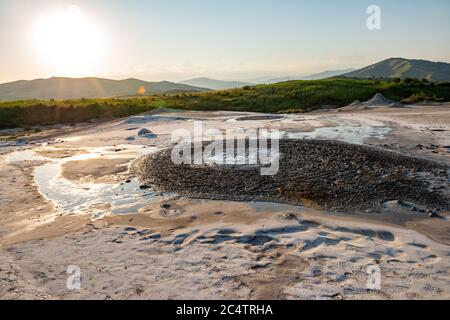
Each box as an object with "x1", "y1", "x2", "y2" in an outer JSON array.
[
  {"x1": 343, "y1": 58, "x2": 450, "y2": 82},
  {"x1": 0, "y1": 77, "x2": 210, "y2": 101},
  {"x1": 180, "y1": 77, "x2": 254, "y2": 90}
]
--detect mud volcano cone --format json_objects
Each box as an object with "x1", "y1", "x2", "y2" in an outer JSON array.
[{"x1": 137, "y1": 139, "x2": 449, "y2": 213}]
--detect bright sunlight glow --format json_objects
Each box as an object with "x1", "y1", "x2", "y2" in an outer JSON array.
[{"x1": 32, "y1": 5, "x2": 105, "y2": 75}]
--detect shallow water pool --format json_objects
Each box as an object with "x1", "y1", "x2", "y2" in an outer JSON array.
[{"x1": 5, "y1": 145, "x2": 159, "y2": 219}]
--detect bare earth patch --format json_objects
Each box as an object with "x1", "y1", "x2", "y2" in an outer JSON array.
[
  {"x1": 1, "y1": 108, "x2": 449, "y2": 300},
  {"x1": 61, "y1": 158, "x2": 132, "y2": 183}
]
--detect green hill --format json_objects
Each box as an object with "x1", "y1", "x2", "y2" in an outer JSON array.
[
  {"x1": 343, "y1": 58, "x2": 450, "y2": 82},
  {"x1": 0, "y1": 77, "x2": 210, "y2": 102},
  {"x1": 161, "y1": 78, "x2": 450, "y2": 114}
]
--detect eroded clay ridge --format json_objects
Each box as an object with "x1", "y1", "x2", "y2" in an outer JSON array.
[{"x1": 137, "y1": 139, "x2": 449, "y2": 213}]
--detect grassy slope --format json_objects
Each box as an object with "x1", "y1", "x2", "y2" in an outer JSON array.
[
  {"x1": 0, "y1": 97, "x2": 165, "y2": 129},
  {"x1": 1, "y1": 79, "x2": 449, "y2": 129},
  {"x1": 343, "y1": 58, "x2": 450, "y2": 82},
  {"x1": 161, "y1": 79, "x2": 450, "y2": 113}
]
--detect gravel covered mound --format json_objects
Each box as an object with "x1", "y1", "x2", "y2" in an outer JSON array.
[{"x1": 137, "y1": 140, "x2": 449, "y2": 212}]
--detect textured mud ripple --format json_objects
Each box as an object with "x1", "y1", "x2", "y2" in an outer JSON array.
[{"x1": 137, "y1": 139, "x2": 449, "y2": 212}]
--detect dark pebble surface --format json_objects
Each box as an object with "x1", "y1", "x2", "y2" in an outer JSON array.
[{"x1": 137, "y1": 139, "x2": 450, "y2": 213}]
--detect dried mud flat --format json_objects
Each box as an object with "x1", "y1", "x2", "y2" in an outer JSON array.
[
  {"x1": 138, "y1": 139, "x2": 449, "y2": 213},
  {"x1": 2, "y1": 199, "x2": 450, "y2": 300},
  {"x1": 1, "y1": 107, "x2": 450, "y2": 300}
]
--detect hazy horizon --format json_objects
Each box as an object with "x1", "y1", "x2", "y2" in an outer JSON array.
[{"x1": 1, "y1": 0, "x2": 449, "y2": 84}]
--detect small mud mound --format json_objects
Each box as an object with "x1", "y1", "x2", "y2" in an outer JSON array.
[
  {"x1": 365, "y1": 93, "x2": 403, "y2": 107},
  {"x1": 137, "y1": 140, "x2": 449, "y2": 213},
  {"x1": 341, "y1": 93, "x2": 404, "y2": 111}
]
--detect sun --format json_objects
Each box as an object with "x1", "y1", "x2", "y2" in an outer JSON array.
[{"x1": 32, "y1": 5, "x2": 105, "y2": 75}]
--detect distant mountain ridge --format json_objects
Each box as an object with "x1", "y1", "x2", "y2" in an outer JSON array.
[
  {"x1": 180, "y1": 77, "x2": 254, "y2": 90},
  {"x1": 2, "y1": 58, "x2": 449, "y2": 102},
  {"x1": 263, "y1": 69, "x2": 355, "y2": 84},
  {"x1": 342, "y1": 58, "x2": 450, "y2": 82},
  {"x1": 0, "y1": 77, "x2": 210, "y2": 101}
]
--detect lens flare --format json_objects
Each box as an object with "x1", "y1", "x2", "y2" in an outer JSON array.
[{"x1": 137, "y1": 86, "x2": 146, "y2": 95}]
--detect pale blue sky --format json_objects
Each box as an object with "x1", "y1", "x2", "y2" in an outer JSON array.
[{"x1": 0, "y1": 0, "x2": 449, "y2": 83}]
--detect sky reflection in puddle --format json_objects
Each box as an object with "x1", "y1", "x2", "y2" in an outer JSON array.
[{"x1": 6, "y1": 145, "x2": 158, "y2": 219}]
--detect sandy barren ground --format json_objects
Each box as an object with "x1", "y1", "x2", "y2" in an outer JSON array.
[{"x1": 0, "y1": 105, "x2": 449, "y2": 300}]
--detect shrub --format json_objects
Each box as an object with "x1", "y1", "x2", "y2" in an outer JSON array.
[{"x1": 403, "y1": 78, "x2": 414, "y2": 84}]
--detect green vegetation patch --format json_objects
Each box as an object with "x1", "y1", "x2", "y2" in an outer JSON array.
[
  {"x1": 0, "y1": 97, "x2": 164, "y2": 129},
  {"x1": 1, "y1": 79, "x2": 449, "y2": 129}
]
